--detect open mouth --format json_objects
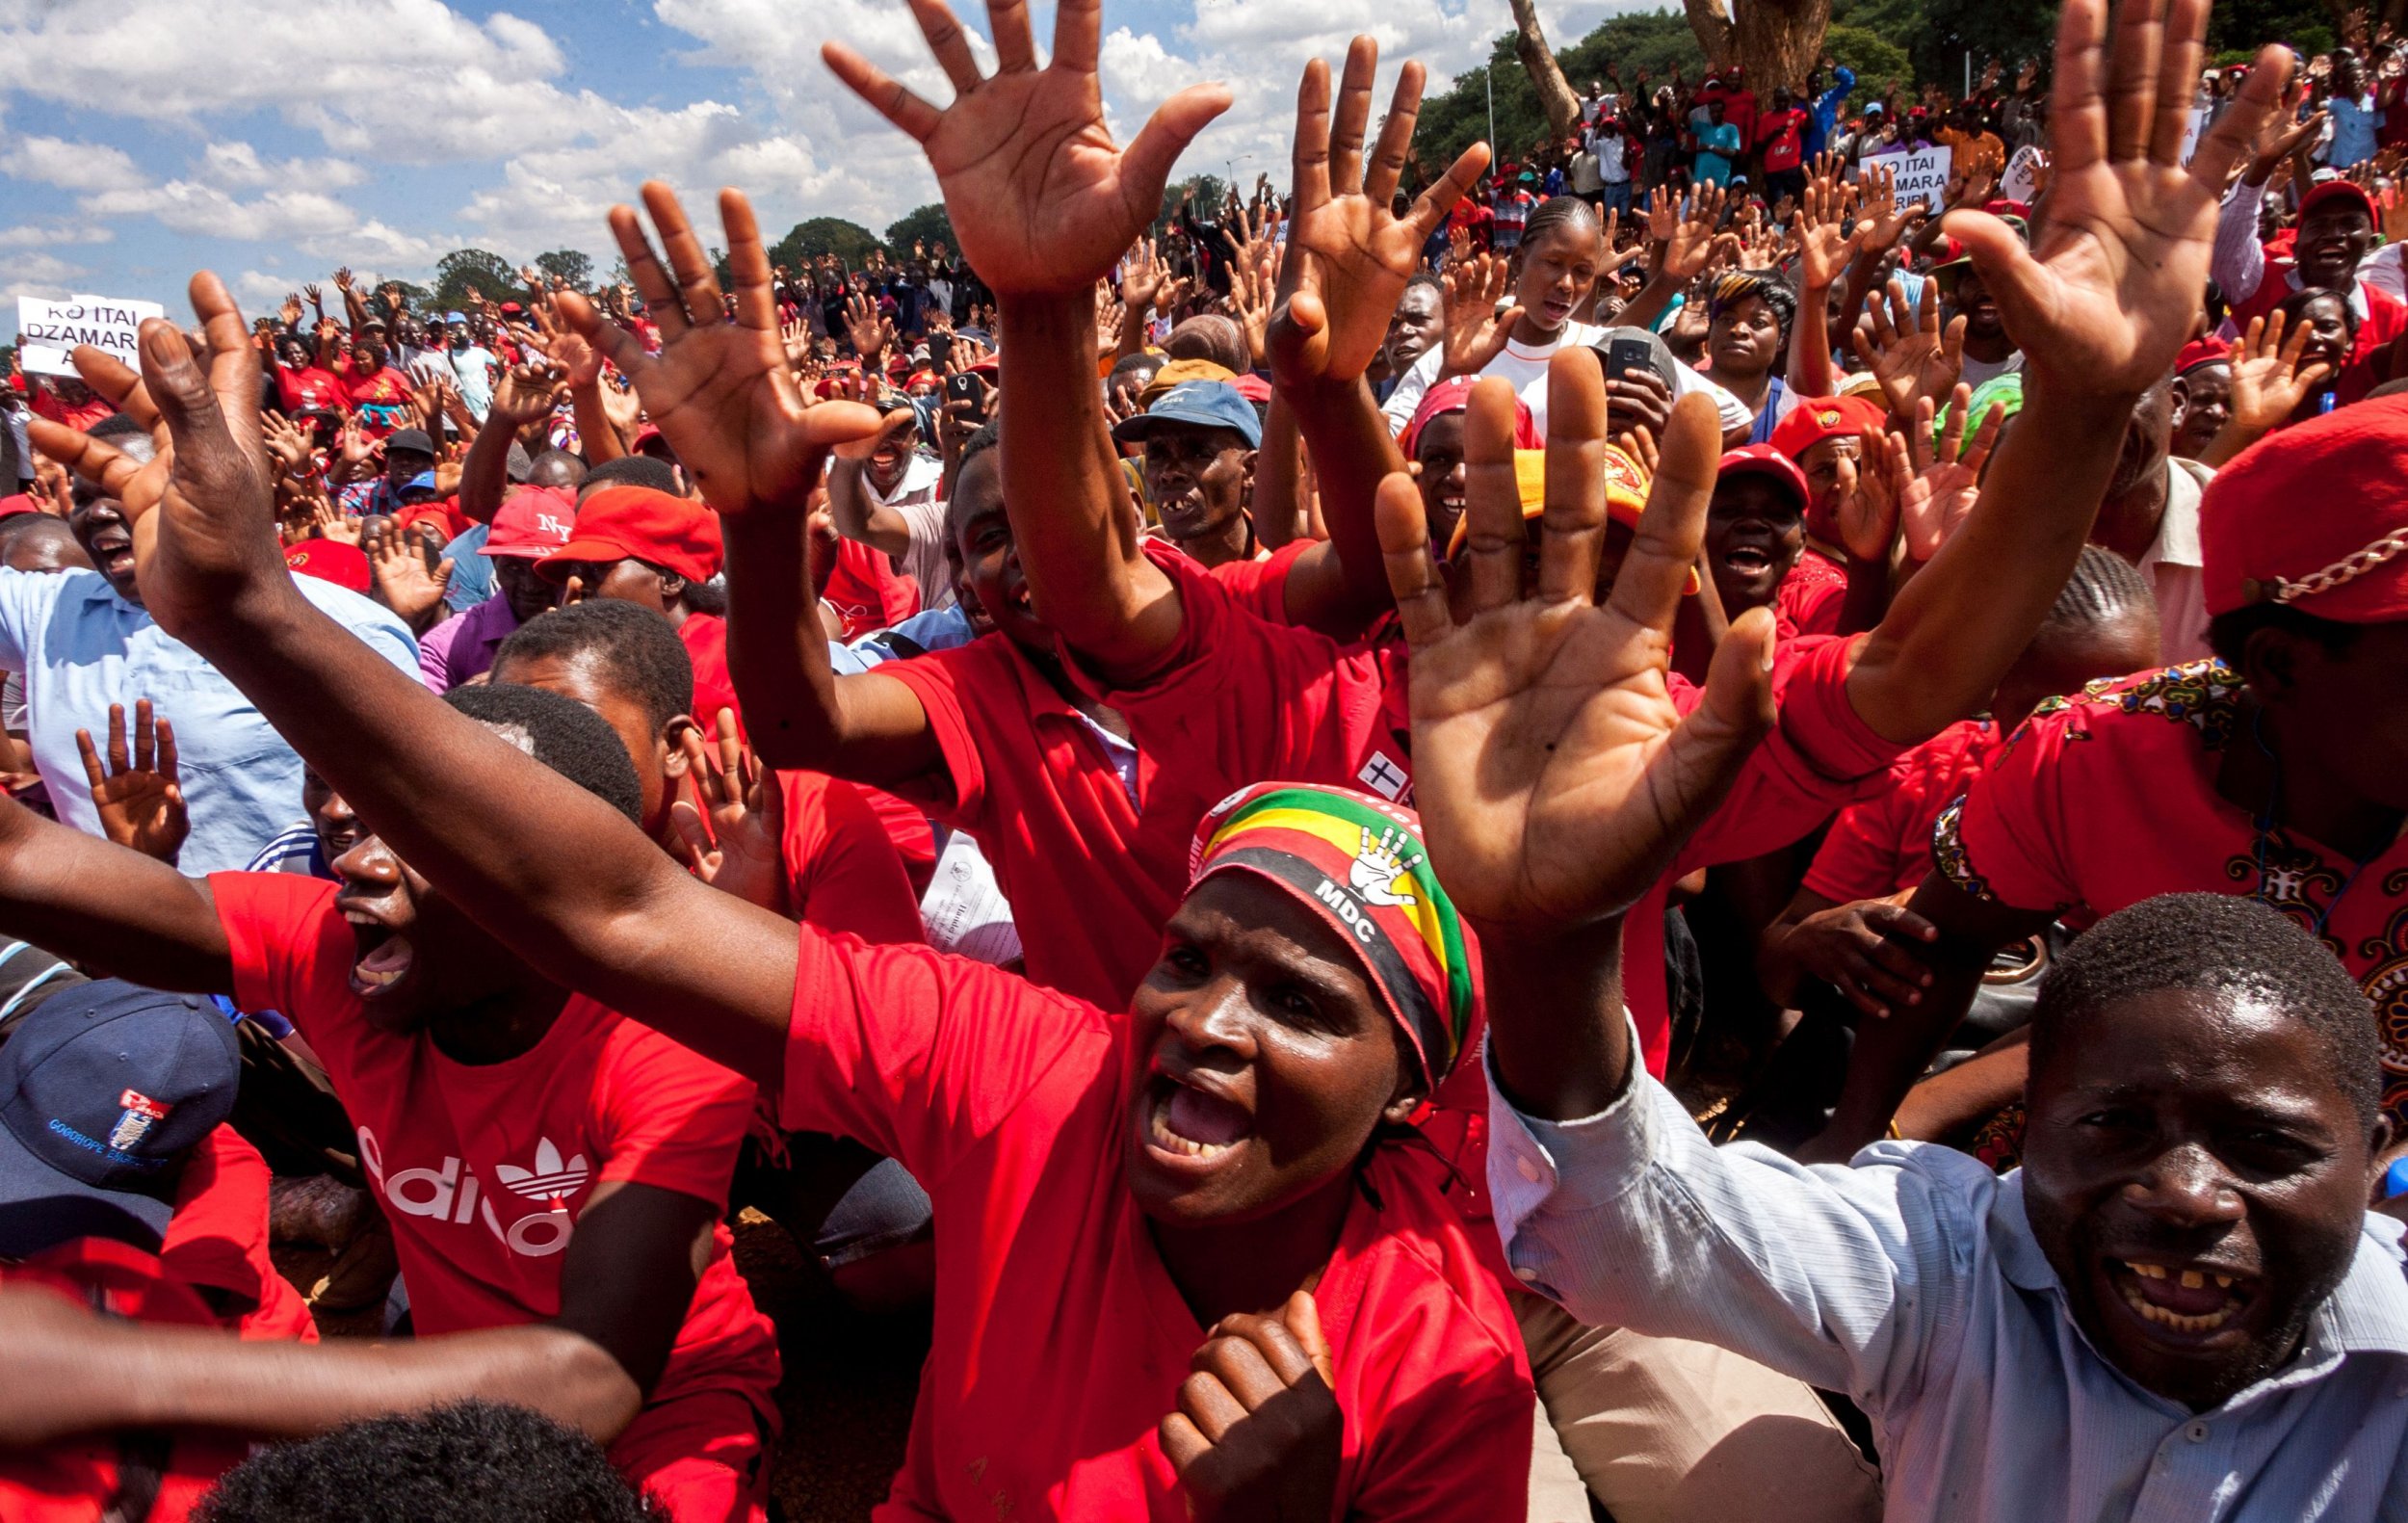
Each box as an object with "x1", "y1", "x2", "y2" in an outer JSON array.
[
  {"x1": 1143, "y1": 1073, "x2": 1254, "y2": 1166},
  {"x1": 344, "y1": 912, "x2": 418, "y2": 997},
  {"x1": 1539, "y1": 299, "x2": 1574, "y2": 326},
  {"x1": 1722, "y1": 545, "x2": 1772, "y2": 574},
  {"x1": 2105, "y1": 1258, "x2": 2260, "y2": 1339}
]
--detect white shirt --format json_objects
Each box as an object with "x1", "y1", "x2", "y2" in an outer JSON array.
[
  {"x1": 1491, "y1": 1040, "x2": 2408, "y2": 1523},
  {"x1": 2139, "y1": 457, "x2": 2212, "y2": 666},
  {"x1": 867, "y1": 453, "x2": 954, "y2": 611},
  {"x1": 1382, "y1": 322, "x2": 1750, "y2": 438}
]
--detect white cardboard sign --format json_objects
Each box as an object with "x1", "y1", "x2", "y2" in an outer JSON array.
[
  {"x1": 2001, "y1": 144, "x2": 2046, "y2": 205},
  {"x1": 1884, "y1": 145, "x2": 1955, "y2": 213},
  {"x1": 15, "y1": 294, "x2": 167, "y2": 377}
]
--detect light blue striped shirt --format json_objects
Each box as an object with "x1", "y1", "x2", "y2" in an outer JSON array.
[{"x1": 1488, "y1": 1045, "x2": 2408, "y2": 1522}]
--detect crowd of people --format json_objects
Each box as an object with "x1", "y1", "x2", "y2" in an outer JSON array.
[{"x1": 0, "y1": 0, "x2": 2405, "y2": 1517}]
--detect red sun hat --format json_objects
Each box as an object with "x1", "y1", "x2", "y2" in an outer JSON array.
[
  {"x1": 2175, "y1": 337, "x2": 2232, "y2": 376},
  {"x1": 1716, "y1": 444, "x2": 1811, "y2": 512},
  {"x1": 284, "y1": 539, "x2": 372, "y2": 595},
  {"x1": 482, "y1": 486, "x2": 577, "y2": 561},
  {"x1": 1767, "y1": 395, "x2": 1888, "y2": 464},
  {"x1": 2201, "y1": 393, "x2": 2408, "y2": 621},
  {"x1": 2299, "y1": 179, "x2": 2379, "y2": 225},
  {"x1": 537, "y1": 486, "x2": 723, "y2": 586}
]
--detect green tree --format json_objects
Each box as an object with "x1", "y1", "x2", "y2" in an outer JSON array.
[
  {"x1": 1823, "y1": 23, "x2": 1914, "y2": 99},
  {"x1": 430, "y1": 249, "x2": 517, "y2": 311},
  {"x1": 532, "y1": 249, "x2": 593, "y2": 291},
  {"x1": 1910, "y1": 0, "x2": 2057, "y2": 92},
  {"x1": 883, "y1": 203, "x2": 956, "y2": 258},
  {"x1": 769, "y1": 217, "x2": 884, "y2": 270},
  {"x1": 1153, "y1": 173, "x2": 1230, "y2": 233}
]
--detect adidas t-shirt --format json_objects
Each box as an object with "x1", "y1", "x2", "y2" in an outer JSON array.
[{"x1": 209, "y1": 873, "x2": 779, "y2": 1416}]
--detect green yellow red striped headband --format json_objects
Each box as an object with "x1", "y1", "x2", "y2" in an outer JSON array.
[{"x1": 1188, "y1": 782, "x2": 1478, "y2": 1085}]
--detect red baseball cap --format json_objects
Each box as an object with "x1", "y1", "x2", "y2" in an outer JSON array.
[
  {"x1": 2202, "y1": 393, "x2": 2408, "y2": 621},
  {"x1": 284, "y1": 539, "x2": 371, "y2": 595},
  {"x1": 0, "y1": 494, "x2": 43, "y2": 521},
  {"x1": 483, "y1": 486, "x2": 577, "y2": 561},
  {"x1": 2175, "y1": 337, "x2": 2232, "y2": 376},
  {"x1": 538, "y1": 486, "x2": 722, "y2": 585},
  {"x1": 1716, "y1": 444, "x2": 1811, "y2": 512},
  {"x1": 1767, "y1": 395, "x2": 1888, "y2": 464},
  {"x1": 2299, "y1": 179, "x2": 2378, "y2": 225}
]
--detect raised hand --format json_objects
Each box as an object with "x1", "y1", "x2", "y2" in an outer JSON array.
[
  {"x1": 822, "y1": 0, "x2": 1230, "y2": 296},
  {"x1": 1437, "y1": 252, "x2": 1520, "y2": 379},
  {"x1": 1942, "y1": 0, "x2": 2290, "y2": 395},
  {"x1": 1796, "y1": 173, "x2": 1865, "y2": 290},
  {"x1": 557, "y1": 184, "x2": 881, "y2": 518},
  {"x1": 1269, "y1": 39, "x2": 1491, "y2": 387},
  {"x1": 842, "y1": 293, "x2": 888, "y2": 364},
  {"x1": 489, "y1": 359, "x2": 565, "y2": 430},
  {"x1": 1893, "y1": 385, "x2": 2006, "y2": 561},
  {"x1": 1855, "y1": 278, "x2": 1965, "y2": 419},
  {"x1": 1374, "y1": 357, "x2": 1775, "y2": 934},
  {"x1": 74, "y1": 699, "x2": 187, "y2": 863},
  {"x1": 1660, "y1": 184, "x2": 1730, "y2": 281},
  {"x1": 309, "y1": 497, "x2": 362, "y2": 547},
  {"x1": 363, "y1": 513, "x2": 454, "y2": 629},
  {"x1": 667, "y1": 715, "x2": 789, "y2": 914},
  {"x1": 1160, "y1": 1292, "x2": 1341, "y2": 1523},
  {"x1": 1120, "y1": 235, "x2": 1168, "y2": 315},
  {"x1": 1855, "y1": 161, "x2": 1923, "y2": 253},
  {"x1": 2224, "y1": 310, "x2": 2331, "y2": 434},
  {"x1": 1829, "y1": 446, "x2": 1899, "y2": 565},
  {"x1": 260, "y1": 410, "x2": 314, "y2": 478}
]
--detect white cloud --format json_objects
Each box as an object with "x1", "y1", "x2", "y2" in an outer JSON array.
[
  {"x1": 197, "y1": 142, "x2": 366, "y2": 191},
  {"x1": 0, "y1": 136, "x2": 148, "y2": 194},
  {"x1": 0, "y1": 223, "x2": 115, "y2": 249},
  {"x1": 81, "y1": 181, "x2": 361, "y2": 241},
  {"x1": 0, "y1": 250, "x2": 92, "y2": 299}
]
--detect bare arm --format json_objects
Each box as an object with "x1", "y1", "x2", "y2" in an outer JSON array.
[
  {"x1": 0, "y1": 792, "x2": 230, "y2": 992},
  {"x1": 824, "y1": 410, "x2": 921, "y2": 559}
]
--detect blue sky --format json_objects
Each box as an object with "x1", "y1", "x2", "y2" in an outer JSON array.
[{"x1": 1, "y1": 0, "x2": 1647, "y2": 338}]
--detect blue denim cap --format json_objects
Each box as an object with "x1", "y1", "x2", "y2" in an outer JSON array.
[{"x1": 1110, "y1": 380, "x2": 1263, "y2": 449}]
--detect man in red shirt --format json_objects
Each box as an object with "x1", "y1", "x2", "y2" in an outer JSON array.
[
  {"x1": 26, "y1": 374, "x2": 116, "y2": 433},
  {"x1": 1756, "y1": 545, "x2": 2163, "y2": 1017},
  {"x1": 0, "y1": 684, "x2": 782, "y2": 1522},
  {"x1": 1755, "y1": 87, "x2": 1811, "y2": 203},
  {"x1": 2213, "y1": 170, "x2": 2407, "y2": 378},
  {"x1": 1768, "y1": 394, "x2": 1892, "y2": 637},
  {"x1": 1816, "y1": 395, "x2": 2408, "y2": 1153},
  {"x1": 537, "y1": 485, "x2": 744, "y2": 739}
]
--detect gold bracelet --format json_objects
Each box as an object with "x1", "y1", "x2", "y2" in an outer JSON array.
[{"x1": 1886, "y1": 1118, "x2": 1904, "y2": 1142}]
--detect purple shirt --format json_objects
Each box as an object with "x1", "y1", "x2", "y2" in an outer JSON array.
[{"x1": 417, "y1": 593, "x2": 522, "y2": 693}]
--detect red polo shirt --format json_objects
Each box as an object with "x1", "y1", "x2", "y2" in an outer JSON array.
[
  {"x1": 677, "y1": 613, "x2": 744, "y2": 743},
  {"x1": 877, "y1": 543, "x2": 1395, "y2": 1009},
  {"x1": 1805, "y1": 718, "x2": 2004, "y2": 902},
  {"x1": 1935, "y1": 659, "x2": 2408, "y2": 1120},
  {"x1": 775, "y1": 770, "x2": 927, "y2": 944},
  {"x1": 778, "y1": 930, "x2": 1533, "y2": 1520}
]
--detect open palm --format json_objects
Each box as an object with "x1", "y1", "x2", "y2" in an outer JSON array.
[
  {"x1": 823, "y1": 0, "x2": 1229, "y2": 296},
  {"x1": 560, "y1": 185, "x2": 880, "y2": 519},
  {"x1": 1375, "y1": 360, "x2": 1774, "y2": 932},
  {"x1": 1940, "y1": 0, "x2": 2290, "y2": 395},
  {"x1": 1272, "y1": 39, "x2": 1489, "y2": 384}
]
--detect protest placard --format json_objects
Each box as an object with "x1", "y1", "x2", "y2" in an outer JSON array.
[
  {"x1": 2001, "y1": 145, "x2": 2045, "y2": 205},
  {"x1": 14, "y1": 294, "x2": 167, "y2": 377},
  {"x1": 1884, "y1": 145, "x2": 1954, "y2": 213}
]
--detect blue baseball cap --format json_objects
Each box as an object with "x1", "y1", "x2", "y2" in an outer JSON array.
[
  {"x1": 1111, "y1": 380, "x2": 1263, "y2": 449},
  {"x1": 0, "y1": 980, "x2": 238, "y2": 1258},
  {"x1": 444, "y1": 310, "x2": 468, "y2": 324}
]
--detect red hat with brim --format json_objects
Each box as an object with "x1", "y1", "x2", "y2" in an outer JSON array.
[
  {"x1": 484, "y1": 486, "x2": 578, "y2": 560},
  {"x1": 2299, "y1": 179, "x2": 2379, "y2": 225},
  {"x1": 538, "y1": 485, "x2": 723, "y2": 585},
  {"x1": 0, "y1": 495, "x2": 43, "y2": 521},
  {"x1": 1716, "y1": 444, "x2": 1812, "y2": 512},
  {"x1": 2202, "y1": 393, "x2": 2408, "y2": 620},
  {"x1": 1767, "y1": 395, "x2": 1888, "y2": 464},
  {"x1": 2175, "y1": 338, "x2": 2232, "y2": 376},
  {"x1": 285, "y1": 539, "x2": 372, "y2": 595}
]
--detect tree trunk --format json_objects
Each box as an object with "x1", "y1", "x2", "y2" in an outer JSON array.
[
  {"x1": 1683, "y1": 0, "x2": 1833, "y2": 93},
  {"x1": 1507, "y1": 0, "x2": 1584, "y2": 144}
]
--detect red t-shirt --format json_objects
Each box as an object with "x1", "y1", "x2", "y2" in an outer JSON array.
[
  {"x1": 677, "y1": 613, "x2": 745, "y2": 743},
  {"x1": 28, "y1": 391, "x2": 116, "y2": 433},
  {"x1": 775, "y1": 769, "x2": 927, "y2": 943},
  {"x1": 275, "y1": 364, "x2": 347, "y2": 414},
  {"x1": 877, "y1": 544, "x2": 1394, "y2": 1010},
  {"x1": 1776, "y1": 547, "x2": 1848, "y2": 637},
  {"x1": 1756, "y1": 106, "x2": 1809, "y2": 172},
  {"x1": 1935, "y1": 659, "x2": 2408, "y2": 1119},
  {"x1": 209, "y1": 872, "x2": 781, "y2": 1418},
  {"x1": 778, "y1": 931, "x2": 1533, "y2": 1521},
  {"x1": 0, "y1": 1239, "x2": 263, "y2": 1523},
  {"x1": 1204, "y1": 538, "x2": 1311, "y2": 626},
  {"x1": 1804, "y1": 718, "x2": 2002, "y2": 903},
  {"x1": 821, "y1": 536, "x2": 922, "y2": 641}
]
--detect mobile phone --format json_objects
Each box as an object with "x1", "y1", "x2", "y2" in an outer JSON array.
[
  {"x1": 1605, "y1": 336, "x2": 1655, "y2": 383},
  {"x1": 947, "y1": 370, "x2": 988, "y2": 421}
]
